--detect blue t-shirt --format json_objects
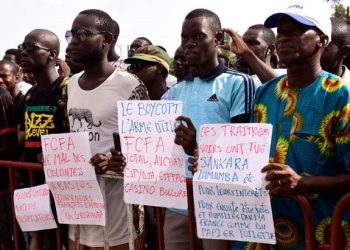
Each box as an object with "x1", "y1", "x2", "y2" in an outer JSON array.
[{"x1": 165, "y1": 63, "x2": 255, "y2": 215}]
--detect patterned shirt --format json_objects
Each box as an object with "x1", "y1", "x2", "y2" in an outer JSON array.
[{"x1": 233, "y1": 71, "x2": 350, "y2": 249}]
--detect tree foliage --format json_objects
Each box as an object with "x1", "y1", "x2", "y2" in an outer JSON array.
[{"x1": 327, "y1": 0, "x2": 349, "y2": 20}]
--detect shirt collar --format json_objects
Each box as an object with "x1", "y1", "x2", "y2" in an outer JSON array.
[{"x1": 183, "y1": 63, "x2": 228, "y2": 82}]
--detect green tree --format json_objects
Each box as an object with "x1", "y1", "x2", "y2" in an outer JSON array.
[
  {"x1": 334, "y1": 3, "x2": 348, "y2": 19},
  {"x1": 327, "y1": 0, "x2": 349, "y2": 20}
]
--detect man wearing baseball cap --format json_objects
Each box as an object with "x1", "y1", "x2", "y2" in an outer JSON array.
[
  {"x1": 264, "y1": 2, "x2": 332, "y2": 42},
  {"x1": 125, "y1": 45, "x2": 172, "y2": 100},
  {"x1": 232, "y1": 2, "x2": 350, "y2": 249}
]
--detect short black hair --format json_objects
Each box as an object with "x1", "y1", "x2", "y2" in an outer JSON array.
[
  {"x1": 331, "y1": 17, "x2": 350, "y2": 46},
  {"x1": 79, "y1": 9, "x2": 114, "y2": 34},
  {"x1": 136, "y1": 37, "x2": 153, "y2": 46},
  {"x1": 0, "y1": 60, "x2": 20, "y2": 75},
  {"x1": 4, "y1": 49, "x2": 21, "y2": 65},
  {"x1": 111, "y1": 20, "x2": 120, "y2": 44},
  {"x1": 185, "y1": 8, "x2": 221, "y2": 33},
  {"x1": 248, "y1": 24, "x2": 276, "y2": 46}
]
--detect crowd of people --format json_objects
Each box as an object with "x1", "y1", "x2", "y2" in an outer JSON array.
[{"x1": 1, "y1": 1, "x2": 350, "y2": 250}]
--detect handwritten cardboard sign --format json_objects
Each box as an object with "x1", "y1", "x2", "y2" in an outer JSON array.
[
  {"x1": 193, "y1": 123, "x2": 275, "y2": 244},
  {"x1": 41, "y1": 132, "x2": 105, "y2": 225},
  {"x1": 14, "y1": 184, "x2": 57, "y2": 231},
  {"x1": 117, "y1": 101, "x2": 187, "y2": 209}
]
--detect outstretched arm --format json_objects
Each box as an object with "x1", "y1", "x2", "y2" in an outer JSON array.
[{"x1": 222, "y1": 28, "x2": 277, "y2": 83}]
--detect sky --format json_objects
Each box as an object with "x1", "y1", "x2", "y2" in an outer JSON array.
[{"x1": 1, "y1": 0, "x2": 339, "y2": 59}]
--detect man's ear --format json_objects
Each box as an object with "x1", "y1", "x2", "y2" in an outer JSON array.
[
  {"x1": 319, "y1": 34, "x2": 329, "y2": 48},
  {"x1": 215, "y1": 31, "x2": 224, "y2": 46},
  {"x1": 15, "y1": 72, "x2": 20, "y2": 82},
  {"x1": 103, "y1": 32, "x2": 114, "y2": 47},
  {"x1": 48, "y1": 50, "x2": 57, "y2": 61},
  {"x1": 340, "y1": 44, "x2": 350, "y2": 58},
  {"x1": 268, "y1": 44, "x2": 276, "y2": 54}
]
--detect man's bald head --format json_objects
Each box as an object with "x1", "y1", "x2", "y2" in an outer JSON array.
[{"x1": 25, "y1": 29, "x2": 60, "y2": 56}]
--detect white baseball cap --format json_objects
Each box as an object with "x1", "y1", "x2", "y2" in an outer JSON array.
[{"x1": 264, "y1": 2, "x2": 332, "y2": 43}]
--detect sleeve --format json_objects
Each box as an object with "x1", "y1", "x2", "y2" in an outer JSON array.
[
  {"x1": 335, "y1": 101, "x2": 350, "y2": 172},
  {"x1": 251, "y1": 85, "x2": 264, "y2": 123},
  {"x1": 58, "y1": 77, "x2": 70, "y2": 131},
  {"x1": 161, "y1": 89, "x2": 170, "y2": 100},
  {"x1": 19, "y1": 87, "x2": 33, "y2": 132},
  {"x1": 128, "y1": 82, "x2": 150, "y2": 100},
  {"x1": 230, "y1": 74, "x2": 255, "y2": 123}
]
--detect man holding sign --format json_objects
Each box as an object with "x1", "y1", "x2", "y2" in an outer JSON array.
[
  {"x1": 225, "y1": 2, "x2": 350, "y2": 249},
  {"x1": 67, "y1": 9, "x2": 149, "y2": 250},
  {"x1": 163, "y1": 8, "x2": 255, "y2": 250}
]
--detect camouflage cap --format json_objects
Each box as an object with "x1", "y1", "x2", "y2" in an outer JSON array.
[
  {"x1": 217, "y1": 47, "x2": 238, "y2": 69},
  {"x1": 124, "y1": 45, "x2": 172, "y2": 72}
]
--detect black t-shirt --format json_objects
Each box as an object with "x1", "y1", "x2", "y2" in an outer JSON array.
[
  {"x1": 14, "y1": 92, "x2": 25, "y2": 128},
  {"x1": 22, "y1": 76, "x2": 69, "y2": 163},
  {"x1": 0, "y1": 87, "x2": 17, "y2": 190},
  {"x1": 0, "y1": 87, "x2": 17, "y2": 158}
]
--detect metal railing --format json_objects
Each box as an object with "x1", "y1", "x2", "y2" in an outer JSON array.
[
  {"x1": 0, "y1": 160, "x2": 63, "y2": 250},
  {"x1": 3, "y1": 160, "x2": 348, "y2": 250},
  {"x1": 330, "y1": 193, "x2": 350, "y2": 250}
]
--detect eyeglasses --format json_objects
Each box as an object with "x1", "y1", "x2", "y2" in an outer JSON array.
[
  {"x1": 18, "y1": 42, "x2": 51, "y2": 53},
  {"x1": 127, "y1": 61, "x2": 158, "y2": 72},
  {"x1": 65, "y1": 29, "x2": 105, "y2": 43}
]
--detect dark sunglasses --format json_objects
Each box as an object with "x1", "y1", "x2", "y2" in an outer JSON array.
[
  {"x1": 18, "y1": 42, "x2": 51, "y2": 53},
  {"x1": 65, "y1": 28, "x2": 105, "y2": 43},
  {"x1": 127, "y1": 61, "x2": 158, "y2": 72}
]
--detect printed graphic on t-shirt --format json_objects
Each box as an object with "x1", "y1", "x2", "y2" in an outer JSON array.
[
  {"x1": 207, "y1": 93, "x2": 219, "y2": 102},
  {"x1": 68, "y1": 108, "x2": 101, "y2": 129},
  {"x1": 68, "y1": 107, "x2": 102, "y2": 142},
  {"x1": 25, "y1": 105, "x2": 57, "y2": 147}
]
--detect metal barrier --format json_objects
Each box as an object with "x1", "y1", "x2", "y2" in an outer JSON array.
[
  {"x1": 0, "y1": 160, "x2": 147, "y2": 250},
  {"x1": 0, "y1": 160, "x2": 333, "y2": 250},
  {"x1": 330, "y1": 193, "x2": 350, "y2": 250},
  {"x1": 0, "y1": 160, "x2": 63, "y2": 250},
  {"x1": 291, "y1": 195, "x2": 316, "y2": 250}
]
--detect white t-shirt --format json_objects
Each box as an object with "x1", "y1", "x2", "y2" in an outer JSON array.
[
  {"x1": 18, "y1": 81, "x2": 32, "y2": 94},
  {"x1": 341, "y1": 65, "x2": 350, "y2": 84},
  {"x1": 67, "y1": 69, "x2": 149, "y2": 247},
  {"x1": 252, "y1": 68, "x2": 287, "y2": 89},
  {"x1": 166, "y1": 74, "x2": 178, "y2": 88}
]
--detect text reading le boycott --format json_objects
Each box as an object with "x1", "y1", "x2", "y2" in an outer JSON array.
[{"x1": 120, "y1": 102, "x2": 180, "y2": 117}]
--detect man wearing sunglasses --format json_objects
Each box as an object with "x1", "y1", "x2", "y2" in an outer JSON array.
[
  {"x1": 19, "y1": 29, "x2": 69, "y2": 164},
  {"x1": 18, "y1": 28, "x2": 69, "y2": 250},
  {"x1": 67, "y1": 9, "x2": 149, "y2": 250},
  {"x1": 125, "y1": 45, "x2": 172, "y2": 100}
]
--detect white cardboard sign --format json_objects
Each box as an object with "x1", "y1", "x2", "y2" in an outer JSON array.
[
  {"x1": 14, "y1": 184, "x2": 57, "y2": 231},
  {"x1": 41, "y1": 132, "x2": 105, "y2": 225},
  {"x1": 118, "y1": 100, "x2": 187, "y2": 209},
  {"x1": 193, "y1": 123, "x2": 276, "y2": 244}
]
